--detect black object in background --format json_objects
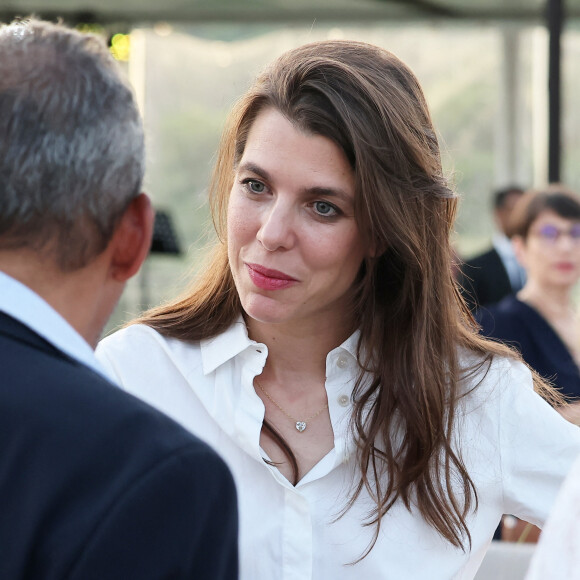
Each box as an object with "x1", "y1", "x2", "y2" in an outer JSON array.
[{"x1": 150, "y1": 210, "x2": 181, "y2": 255}]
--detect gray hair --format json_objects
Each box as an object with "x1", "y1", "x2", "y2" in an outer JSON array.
[{"x1": 0, "y1": 19, "x2": 145, "y2": 270}]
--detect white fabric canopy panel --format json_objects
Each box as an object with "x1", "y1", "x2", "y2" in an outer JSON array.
[{"x1": 1, "y1": 0, "x2": 579, "y2": 25}]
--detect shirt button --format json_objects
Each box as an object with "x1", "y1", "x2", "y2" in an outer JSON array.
[
  {"x1": 338, "y1": 395, "x2": 350, "y2": 407},
  {"x1": 337, "y1": 355, "x2": 348, "y2": 369}
]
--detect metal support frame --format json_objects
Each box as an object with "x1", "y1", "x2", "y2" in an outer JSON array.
[
  {"x1": 496, "y1": 27, "x2": 524, "y2": 186},
  {"x1": 547, "y1": 0, "x2": 563, "y2": 183},
  {"x1": 6, "y1": 0, "x2": 567, "y2": 188}
]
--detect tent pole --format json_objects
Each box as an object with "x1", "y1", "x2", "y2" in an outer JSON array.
[{"x1": 547, "y1": 0, "x2": 563, "y2": 183}]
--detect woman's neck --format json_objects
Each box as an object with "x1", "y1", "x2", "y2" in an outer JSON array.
[
  {"x1": 517, "y1": 280, "x2": 575, "y2": 320},
  {"x1": 246, "y1": 316, "x2": 354, "y2": 389}
]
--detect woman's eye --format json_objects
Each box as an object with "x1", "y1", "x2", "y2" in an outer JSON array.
[
  {"x1": 314, "y1": 201, "x2": 338, "y2": 217},
  {"x1": 246, "y1": 180, "x2": 265, "y2": 194}
]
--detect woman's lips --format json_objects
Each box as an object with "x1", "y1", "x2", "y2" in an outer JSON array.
[
  {"x1": 246, "y1": 263, "x2": 298, "y2": 291},
  {"x1": 554, "y1": 262, "x2": 576, "y2": 272}
]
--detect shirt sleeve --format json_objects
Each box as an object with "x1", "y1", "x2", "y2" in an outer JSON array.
[
  {"x1": 525, "y1": 454, "x2": 580, "y2": 579},
  {"x1": 498, "y1": 358, "x2": 580, "y2": 527}
]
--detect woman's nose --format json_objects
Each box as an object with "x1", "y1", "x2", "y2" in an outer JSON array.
[
  {"x1": 556, "y1": 233, "x2": 578, "y2": 251},
  {"x1": 256, "y1": 200, "x2": 296, "y2": 252}
]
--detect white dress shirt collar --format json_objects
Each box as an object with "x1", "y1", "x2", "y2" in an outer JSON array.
[
  {"x1": 201, "y1": 317, "x2": 257, "y2": 375},
  {"x1": 492, "y1": 231, "x2": 526, "y2": 290},
  {"x1": 0, "y1": 270, "x2": 107, "y2": 378},
  {"x1": 492, "y1": 231, "x2": 514, "y2": 259},
  {"x1": 200, "y1": 314, "x2": 360, "y2": 375},
  {"x1": 197, "y1": 316, "x2": 361, "y2": 483}
]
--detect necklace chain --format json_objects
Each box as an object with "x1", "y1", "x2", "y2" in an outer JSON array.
[{"x1": 255, "y1": 379, "x2": 328, "y2": 433}]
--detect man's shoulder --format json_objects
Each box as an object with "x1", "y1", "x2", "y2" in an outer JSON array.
[
  {"x1": 0, "y1": 314, "x2": 233, "y2": 528},
  {"x1": 477, "y1": 296, "x2": 530, "y2": 330},
  {"x1": 0, "y1": 316, "x2": 214, "y2": 467},
  {"x1": 475, "y1": 294, "x2": 524, "y2": 328},
  {"x1": 0, "y1": 319, "x2": 237, "y2": 580},
  {"x1": 0, "y1": 313, "x2": 106, "y2": 394},
  {"x1": 462, "y1": 246, "x2": 501, "y2": 268}
]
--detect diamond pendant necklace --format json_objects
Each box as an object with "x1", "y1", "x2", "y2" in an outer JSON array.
[{"x1": 255, "y1": 379, "x2": 328, "y2": 433}]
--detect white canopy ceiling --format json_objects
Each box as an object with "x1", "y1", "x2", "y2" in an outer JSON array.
[
  {"x1": 0, "y1": 0, "x2": 570, "y2": 182},
  {"x1": 0, "y1": 0, "x2": 578, "y2": 26}
]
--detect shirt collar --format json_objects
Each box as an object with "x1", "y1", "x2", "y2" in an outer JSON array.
[
  {"x1": 492, "y1": 232, "x2": 515, "y2": 260},
  {"x1": 200, "y1": 316, "x2": 259, "y2": 375},
  {"x1": 339, "y1": 328, "x2": 360, "y2": 359},
  {"x1": 200, "y1": 314, "x2": 361, "y2": 375},
  {"x1": 0, "y1": 270, "x2": 108, "y2": 379}
]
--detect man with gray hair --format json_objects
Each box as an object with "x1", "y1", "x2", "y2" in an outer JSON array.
[{"x1": 0, "y1": 18, "x2": 238, "y2": 579}]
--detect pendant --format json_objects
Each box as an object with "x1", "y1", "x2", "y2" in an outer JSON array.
[{"x1": 295, "y1": 421, "x2": 307, "y2": 432}]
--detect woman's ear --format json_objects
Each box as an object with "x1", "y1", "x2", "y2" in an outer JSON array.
[{"x1": 109, "y1": 193, "x2": 155, "y2": 282}]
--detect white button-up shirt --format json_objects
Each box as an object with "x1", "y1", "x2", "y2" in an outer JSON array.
[
  {"x1": 96, "y1": 318, "x2": 580, "y2": 580},
  {"x1": 525, "y1": 452, "x2": 580, "y2": 579}
]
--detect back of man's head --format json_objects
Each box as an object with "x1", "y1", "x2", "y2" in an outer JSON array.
[
  {"x1": 0, "y1": 19, "x2": 145, "y2": 271},
  {"x1": 493, "y1": 185, "x2": 525, "y2": 237},
  {"x1": 493, "y1": 186, "x2": 525, "y2": 211}
]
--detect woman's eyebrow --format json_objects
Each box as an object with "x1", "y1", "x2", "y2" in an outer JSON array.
[
  {"x1": 237, "y1": 162, "x2": 271, "y2": 182},
  {"x1": 302, "y1": 186, "x2": 353, "y2": 204},
  {"x1": 238, "y1": 162, "x2": 353, "y2": 203}
]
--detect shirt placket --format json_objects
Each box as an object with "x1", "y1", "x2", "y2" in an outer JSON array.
[{"x1": 282, "y1": 487, "x2": 313, "y2": 580}]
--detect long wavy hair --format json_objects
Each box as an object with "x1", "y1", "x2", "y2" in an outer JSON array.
[{"x1": 136, "y1": 40, "x2": 557, "y2": 555}]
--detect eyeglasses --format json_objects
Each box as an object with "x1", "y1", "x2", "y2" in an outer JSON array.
[{"x1": 530, "y1": 223, "x2": 580, "y2": 244}]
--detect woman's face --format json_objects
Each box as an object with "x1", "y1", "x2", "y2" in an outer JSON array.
[
  {"x1": 514, "y1": 210, "x2": 580, "y2": 290},
  {"x1": 227, "y1": 107, "x2": 367, "y2": 330}
]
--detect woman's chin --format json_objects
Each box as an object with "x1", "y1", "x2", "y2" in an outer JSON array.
[
  {"x1": 241, "y1": 298, "x2": 293, "y2": 326},
  {"x1": 542, "y1": 273, "x2": 580, "y2": 290}
]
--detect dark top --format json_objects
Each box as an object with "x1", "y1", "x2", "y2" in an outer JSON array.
[
  {"x1": 458, "y1": 247, "x2": 513, "y2": 311},
  {"x1": 477, "y1": 295, "x2": 580, "y2": 400},
  {"x1": 0, "y1": 312, "x2": 239, "y2": 580}
]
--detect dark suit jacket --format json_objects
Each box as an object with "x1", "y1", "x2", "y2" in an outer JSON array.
[
  {"x1": 477, "y1": 296, "x2": 580, "y2": 399},
  {"x1": 0, "y1": 312, "x2": 238, "y2": 580},
  {"x1": 458, "y1": 247, "x2": 513, "y2": 311}
]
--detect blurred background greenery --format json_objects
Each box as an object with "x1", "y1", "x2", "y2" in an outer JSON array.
[{"x1": 105, "y1": 21, "x2": 580, "y2": 330}]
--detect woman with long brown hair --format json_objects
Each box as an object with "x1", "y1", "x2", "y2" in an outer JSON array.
[{"x1": 97, "y1": 40, "x2": 580, "y2": 578}]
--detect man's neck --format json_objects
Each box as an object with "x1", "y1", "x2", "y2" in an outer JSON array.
[{"x1": 0, "y1": 249, "x2": 117, "y2": 348}]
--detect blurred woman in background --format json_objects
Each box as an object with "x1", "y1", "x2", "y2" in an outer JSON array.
[
  {"x1": 477, "y1": 186, "x2": 580, "y2": 543},
  {"x1": 478, "y1": 186, "x2": 580, "y2": 423}
]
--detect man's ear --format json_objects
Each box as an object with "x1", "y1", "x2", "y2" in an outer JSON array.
[{"x1": 109, "y1": 193, "x2": 155, "y2": 282}]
